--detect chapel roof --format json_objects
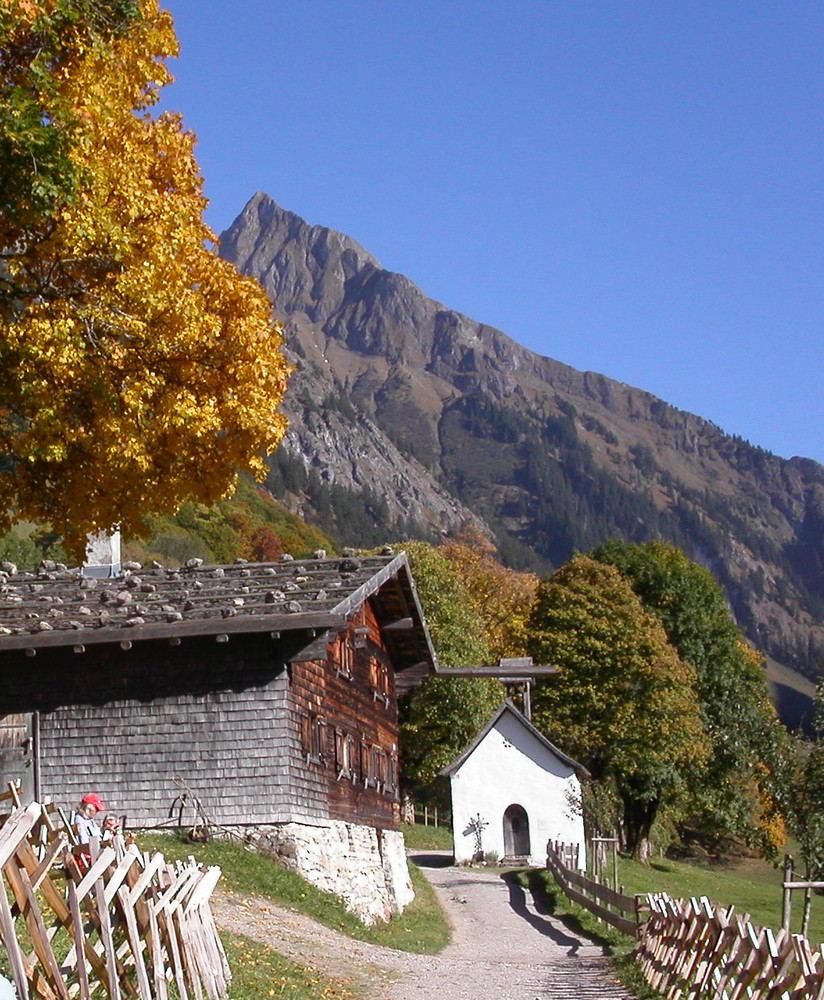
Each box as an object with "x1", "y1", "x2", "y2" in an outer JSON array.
[{"x1": 439, "y1": 700, "x2": 590, "y2": 779}]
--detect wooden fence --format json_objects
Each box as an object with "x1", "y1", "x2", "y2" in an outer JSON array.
[
  {"x1": 547, "y1": 840, "x2": 824, "y2": 999},
  {"x1": 545, "y1": 840, "x2": 642, "y2": 938},
  {"x1": 637, "y1": 892, "x2": 824, "y2": 1000},
  {"x1": 0, "y1": 798, "x2": 229, "y2": 1000}
]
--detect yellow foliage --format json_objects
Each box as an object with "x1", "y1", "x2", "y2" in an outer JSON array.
[
  {"x1": 0, "y1": 1, "x2": 290, "y2": 559},
  {"x1": 439, "y1": 527, "x2": 539, "y2": 659}
]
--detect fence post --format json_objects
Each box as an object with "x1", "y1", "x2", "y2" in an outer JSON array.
[
  {"x1": 802, "y1": 884, "x2": 812, "y2": 937},
  {"x1": 781, "y1": 855, "x2": 793, "y2": 933}
]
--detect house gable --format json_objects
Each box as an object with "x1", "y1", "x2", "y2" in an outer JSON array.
[{"x1": 441, "y1": 701, "x2": 588, "y2": 779}]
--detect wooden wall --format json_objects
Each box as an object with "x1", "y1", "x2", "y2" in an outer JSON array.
[
  {"x1": 290, "y1": 601, "x2": 401, "y2": 830},
  {"x1": 0, "y1": 600, "x2": 405, "y2": 832}
]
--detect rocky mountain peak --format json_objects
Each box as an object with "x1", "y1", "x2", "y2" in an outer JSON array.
[{"x1": 220, "y1": 192, "x2": 382, "y2": 327}]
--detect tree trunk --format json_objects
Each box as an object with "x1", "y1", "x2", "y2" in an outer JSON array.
[{"x1": 620, "y1": 790, "x2": 659, "y2": 862}]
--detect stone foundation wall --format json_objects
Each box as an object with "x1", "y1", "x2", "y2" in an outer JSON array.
[{"x1": 235, "y1": 820, "x2": 414, "y2": 925}]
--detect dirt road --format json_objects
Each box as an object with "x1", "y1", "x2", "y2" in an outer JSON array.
[{"x1": 213, "y1": 851, "x2": 637, "y2": 999}]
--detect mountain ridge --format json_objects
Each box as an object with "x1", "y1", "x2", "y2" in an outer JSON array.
[{"x1": 219, "y1": 192, "x2": 824, "y2": 706}]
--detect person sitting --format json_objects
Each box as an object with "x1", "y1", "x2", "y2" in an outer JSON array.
[{"x1": 72, "y1": 792, "x2": 106, "y2": 845}]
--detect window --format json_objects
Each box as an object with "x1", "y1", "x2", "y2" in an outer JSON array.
[
  {"x1": 334, "y1": 634, "x2": 354, "y2": 680},
  {"x1": 369, "y1": 652, "x2": 391, "y2": 707},
  {"x1": 301, "y1": 714, "x2": 326, "y2": 764},
  {"x1": 386, "y1": 748, "x2": 398, "y2": 795},
  {"x1": 358, "y1": 740, "x2": 394, "y2": 795},
  {"x1": 360, "y1": 740, "x2": 370, "y2": 787},
  {"x1": 367, "y1": 744, "x2": 387, "y2": 791},
  {"x1": 334, "y1": 728, "x2": 357, "y2": 780}
]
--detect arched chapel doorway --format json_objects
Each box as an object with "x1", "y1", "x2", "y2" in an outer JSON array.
[{"x1": 503, "y1": 803, "x2": 530, "y2": 858}]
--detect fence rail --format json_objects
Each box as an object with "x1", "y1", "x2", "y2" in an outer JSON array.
[
  {"x1": 545, "y1": 840, "x2": 642, "y2": 939},
  {"x1": 0, "y1": 796, "x2": 229, "y2": 1000}
]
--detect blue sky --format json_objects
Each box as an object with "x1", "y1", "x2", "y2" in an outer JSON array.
[{"x1": 162, "y1": 2, "x2": 824, "y2": 464}]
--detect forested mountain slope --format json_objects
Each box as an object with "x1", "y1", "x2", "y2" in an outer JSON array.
[{"x1": 220, "y1": 192, "x2": 824, "y2": 689}]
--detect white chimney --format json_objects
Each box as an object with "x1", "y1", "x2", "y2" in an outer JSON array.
[{"x1": 83, "y1": 530, "x2": 122, "y2": 578}]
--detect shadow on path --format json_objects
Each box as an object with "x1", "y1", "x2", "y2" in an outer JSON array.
[
  {"x1": 503, "y1": 875, "x2": 583, "y2": 955},
  {"x1": 408, "y1": 851, "x2": 453, "y2": 869}
]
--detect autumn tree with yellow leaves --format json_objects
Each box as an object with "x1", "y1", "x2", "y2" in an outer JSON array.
[
  {"x1": 0, "y1": 0, "x2": 290, "y2": 559},
  {"x1": 440, "y1": 527, "x2": 538, "y2": 660}
]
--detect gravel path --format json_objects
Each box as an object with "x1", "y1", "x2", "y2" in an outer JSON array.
[{"x1": 212, "y1": 851, "x2": 638, "y2": 1000}]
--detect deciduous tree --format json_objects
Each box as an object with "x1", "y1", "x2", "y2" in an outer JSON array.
[
  {"x1": 398, "y1": 541, "x2": 503, "y2": 798},
  {"x1": 0, "y1": 0, "x2": 290, "y2": 559},
  {"x1": 787, "y1": 681, "x2": 824, "y2": 886},
  {"x1": 591, "y1": 540, "x2": 789, "y2": 854},
  {"x1": 440, "y1": 527, "x2": 539, "y2": 660},
  {"x1": 528, "y1": 556, "x2": 708, "y2": 860}
]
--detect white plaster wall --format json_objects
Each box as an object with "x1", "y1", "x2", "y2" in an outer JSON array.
[
  {"x1": 449, "y1": 714, "x2": 586, "y2": 868},
  {"x1": 236, "y1": 820, "x2": 414, "y2": 925}
]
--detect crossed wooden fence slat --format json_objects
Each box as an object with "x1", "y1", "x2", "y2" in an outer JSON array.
[
  {"x1": 0, "y1": 799, "x2": 230, "y2": 1000},
  {"x1": 636, "y1": 893, "x2": 824, "y2": 1000},
  {"x1": 548, "y1": 840, "x2": 824, "y2": 999}
]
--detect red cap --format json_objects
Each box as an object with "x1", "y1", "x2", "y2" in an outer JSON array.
[{"x1": 81, "y1": 793, "x2": 106, "y2": 811}]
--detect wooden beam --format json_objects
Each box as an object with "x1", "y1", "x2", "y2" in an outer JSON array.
[
  {"x1": 439, "y1": 655, "x2": 558, "y2": 677},
  {"x1": 436, "y1": 664, "x2": 558, "y2": 678},
  {"x1": 382, "y1": 617, "x2": 414, "y2": 632}
]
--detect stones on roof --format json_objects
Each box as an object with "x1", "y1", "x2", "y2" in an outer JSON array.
[{"x1": 0, "y1": 552, "x2": 400, "y2": 642}]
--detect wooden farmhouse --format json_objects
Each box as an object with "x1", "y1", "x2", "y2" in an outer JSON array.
[
  {"x1": 0, "y1": 549, "x2": 436, "y2": 923},
  {"x1": 441, "y1": 701, "x2": 588, "y2": 868}
]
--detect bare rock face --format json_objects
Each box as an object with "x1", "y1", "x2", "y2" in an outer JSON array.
[{"x1": 220, "y1": 193, "x2": 824, "y2": 707}]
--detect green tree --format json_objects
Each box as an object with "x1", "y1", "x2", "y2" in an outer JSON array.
[
  {"x1": 398, "y1": 541, "x2": 503, "y2": 799},
  {"x1": 591, "y1": 540, "x2": 789, "y2": 853},
  {"x1": 528, "y1": 556, "x2": 708, "y2": 861},
  {"x1": 788, "y1": 681, "x2": 824, "y2": 882}
]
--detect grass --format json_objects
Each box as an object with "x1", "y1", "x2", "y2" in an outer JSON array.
[
  {"x1": 139, "y1": 831, "x2": 450, "y2": 954},
  {"x1": 609, "y1": 851, "x2": 824, "y2": 995},
  {"x1": 613, "y1": 852, "x2": 824, "y2": 947},
  {"x1": 400, "y1": 821, "x2": 453, "y2": 852},
  {"x1": 222, "y1": 933, "x2": 361, "y2": 1000}
]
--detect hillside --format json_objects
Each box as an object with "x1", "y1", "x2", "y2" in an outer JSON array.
[{"x1": 219, "y1": 192, "x2": 824, "y2": 704}]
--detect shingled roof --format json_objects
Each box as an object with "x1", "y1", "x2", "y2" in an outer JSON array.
[{"x1": 0, "y1": 549, "x2": 437, "y2": 677}]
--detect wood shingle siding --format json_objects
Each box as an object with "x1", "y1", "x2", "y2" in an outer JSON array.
[{"x1": 3, "y1": 633, "x2": 291, "y2": 827}]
